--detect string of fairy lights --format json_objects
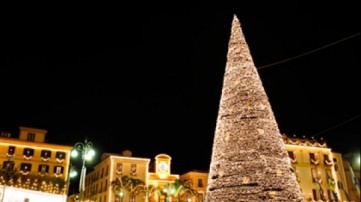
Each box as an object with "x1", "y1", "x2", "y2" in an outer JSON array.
[{"x1": 0, "y1": 174, "x2": 67, "y2": 194}]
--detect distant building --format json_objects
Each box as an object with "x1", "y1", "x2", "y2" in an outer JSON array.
[
  {"x1": 71, "y1": 134, "x2": 360, "y2": 202},
  {"x1": 79, "y1": 151, "x2": 179, "y2": 202},
  {"x1": 283, "y1": 134, "x2": 360, "y2": 202},
  {"x1": 179, "y1": 170, "x2": 208, "y2": 202},
  {"x1": 343, "y1": 152, "x2": 360, "y2": 202},
  {"x1": 0, "y1": 126, "x2": 73, "y2": 202}
]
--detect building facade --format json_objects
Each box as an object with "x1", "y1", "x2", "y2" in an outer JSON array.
[
  {"x1": 80, "y1": 152, "x2": 179, "y2": 202},
  {"x1": 283, "y1": 135, "x2": 360, "y2": 202},
  {"x1": 0, "y1": 126, "x2": 73, "y2": 201},
  {"x1": 179, "y1": 170, "x2": 208, "y2": 202},
  {"x1": 75, "y1": 135, "x2": 359, "y2": 202}
]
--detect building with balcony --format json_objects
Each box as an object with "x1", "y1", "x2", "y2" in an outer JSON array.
[
  {"x1": 74, "y1": 134, "x2": 359, "y2": 202},
  {"x1": 0, "y1": 126, "x2": 73, "y2": 202},
  {"x1": 283, "y1": 134, "x2": 360, "y2": 202}
]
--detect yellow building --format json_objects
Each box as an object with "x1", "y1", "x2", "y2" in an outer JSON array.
[
  {"x1": 81, "y1": 151, "x2": 179, "y2": 202},
  {"x1": 283, "y1": 135, "x2": 359, "y2": 202},
  {"x1": 179, "y1": 170, "x2": 208, "y2": 202},
  {"x1": 0, "y1": 126, "x2": 73, "y2": 198},
  {"x1": 172, "y1": 135, "x2": 359, "y2": 202},
  {"x1": 342, "y1": 154, "x2": 360, "y2": 202}
]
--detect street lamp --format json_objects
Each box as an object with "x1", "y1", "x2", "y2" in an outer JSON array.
[
  {"x1": 71, "y1": 138, "x2": 95, "y2": 193},
  {"x1": 66, "y1": 164, "x2": 78, "y2": 196}
]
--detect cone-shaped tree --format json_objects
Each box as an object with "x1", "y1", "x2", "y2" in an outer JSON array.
[{"x1": 205, "y1": 15, "x2": 305, "y2": 202}]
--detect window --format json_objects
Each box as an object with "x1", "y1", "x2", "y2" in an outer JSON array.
[
  {"x1": 27, "y1": 133, "x2": 35, "y2": 141},
  {"x1": 7, "y1": 146, "x2": 15, "y2": 155},
  {"x1": 116, "y1": 163, "x2": 122, "y2": 174},
  {"x1": 312, "y1": 189, "x2": 318, "y2": 201},
  {"x1": 56, "y1": 151, "x2": 66, "y2": 162},
  {"x1": 288, "y1": 151, "x2": 297, "y2": 163},
  {"x1": 309, "y1": 153, "x2": 319, "y2": 165},
  {"x1": 324, "y1": 154, "x2": 332, "y2": 166},
  {"x1": 101, "y1": 168, "x2": 104, "y2": 178},
  {"x1": 104, "y1": 180, "x2": 108, "y2": 192},
  {"x1": 23, "y1": 148, "x2": 34, "y2": 160},
  {"x1": 198, "y1": 193, "x2": 204, "y2": 202},
  {"x1": 105, "y1": 165, "x2": 109, "y2": 176},
  {"x1": 327, "y1": 190, "x2": 333, "y2": 201},
  {"x1": 338, "y1": 181, "x2": 344, "y2": 189},
  {"x1": 38, "y1": 165, "x2": 49, "y2": 174},
  {"x1": 131, "y1": 164, "x2": 137, "y2": 175},
  {"x1": 20, "y1": 163, "x2": 32, "y2": 173},
  {"x1": 54, "y1": 166, "x2": 64, "y2": 174},
  {"x1": 41, "y1": 150, "x2": 51, "y2": 160},
  {"x1": 2, "y1": 161, "x2": 15, "y2": 169},
  {"x1": 311, "y1": 168, "x2": 320, "y2": 183},
  {"x1": 198, "y1": 179, "x2": 203, "y2": 187}
]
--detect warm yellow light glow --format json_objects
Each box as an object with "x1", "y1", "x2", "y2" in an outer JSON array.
[
  {"x1": 159, "y1": 173, "x2": 167, "y2": 179},
  {"x1": 0, "y1": 142, "x2": 71, "y2": 153}
]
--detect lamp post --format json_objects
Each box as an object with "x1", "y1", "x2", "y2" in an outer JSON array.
[
  {"x1": 71, "y1": 138, "x2": 95, "y2": 196},
  {"x1": 66, "y1": 164, "x2": 78, "y2": 196}
]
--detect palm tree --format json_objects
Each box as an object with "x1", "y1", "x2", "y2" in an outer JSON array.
[
  {"x1": 111, "y1": 176, "x2": 132, "y2": 202},
  {"x1": 128, "y1": 178, "x2": 145, "y2": 202},
  {"x1": 165, "y1": 179, "x2": 198, "y2": 202},
  {"x1": 133, "y1": 184, "x2": 160, "y2": 202},
  {"x1": 111, "y1": 175, "x2": 146, "y2": 202}
]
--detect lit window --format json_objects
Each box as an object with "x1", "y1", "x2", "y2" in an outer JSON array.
[
  {"x1": 20, "y1": 163, "x2": 32, "y2": 172},
  {"x1": 23, "y1": 148, "x2": 34, "y2": 160},
  {"x1": 56, "y1": 151, "x2": 65, "y2": 159},
  {"x1": 56, "y1": 151, "x2": 66, "y2": 163},
  {"x1": 2, "y1": 161, "x2": 14, "y2": 169},
  {"x1": 38, "y1": 165, "x2": 49, "y2": 174},
  {"x1": 7, "y1": 146, "x2": 15, "y2": 155},
  {"x1": 41, "y1": 150, "x2": 52, "y2": 159},
  {"x1": 54, "y1": 166, "x2": 64, "y2": 174}
]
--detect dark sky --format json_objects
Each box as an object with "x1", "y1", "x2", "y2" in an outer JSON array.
[{"x1": 1, "y1": 2, "x2": 359, "y2": 175}]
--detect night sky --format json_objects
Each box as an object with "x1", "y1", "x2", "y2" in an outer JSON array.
[{"x1": 1, "y1": 1, "x2": 359, "y2": 177}]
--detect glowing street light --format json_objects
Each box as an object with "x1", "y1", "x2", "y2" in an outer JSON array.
[
  {"x1": 71, "y1": 138, "x2": 95, "y2": 193},
  {"x1": 69, "y1": 166, "x2": 78, "y2": 178}
]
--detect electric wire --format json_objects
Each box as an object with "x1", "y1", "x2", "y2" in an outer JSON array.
[
  {"x1": 257, "y1": 33, "x2": 360, "y2": 70},
  {"x1": 313, "y1": 114, "x2": 360, "y2": 137}
]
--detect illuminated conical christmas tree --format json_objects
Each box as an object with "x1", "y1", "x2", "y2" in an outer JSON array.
[{"x1": 206, "y1": 15, "x2": 305, "y2": 202}]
